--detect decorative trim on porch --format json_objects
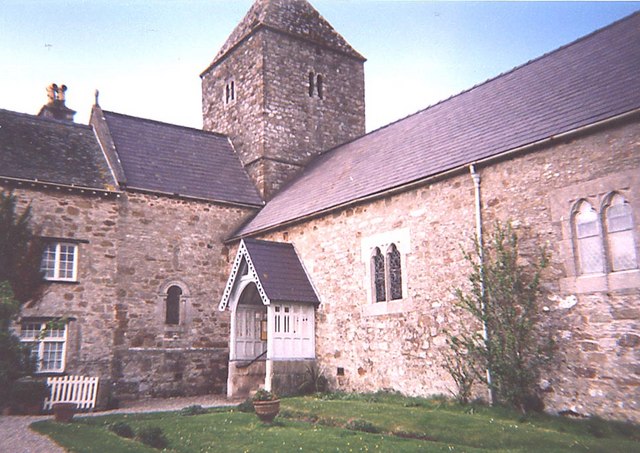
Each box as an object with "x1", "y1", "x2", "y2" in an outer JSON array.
[{"x1": 218, "y1": 238, "x2": 320, "y2": 311}]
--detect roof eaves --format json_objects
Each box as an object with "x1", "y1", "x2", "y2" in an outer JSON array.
[
  {"x1": 0, "y1": 175, "x2": 121, "y2": 197},
  {"x1": 323, "y1": 10, "x2": 640, "y2": 152},
  {"x1": 124, "y1": 186, "x2": 263, "y2": 209}
]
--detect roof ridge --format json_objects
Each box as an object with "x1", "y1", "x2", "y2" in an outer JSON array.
[
  {"x1": 0, "y1": 107, "x2": 93, "y2": 130},
  {"x1": 237, "y1": 10, "x2": 640, "y2": 237},
  {"x1": 334, "y1": 10, "x2": 640, "y2": 146},
  {"x1": 244, "y1": 237, "x2": 292, "y2": 247},
  {"x1": 101, "y1": 110, "x2": 228, "y2": 138}
]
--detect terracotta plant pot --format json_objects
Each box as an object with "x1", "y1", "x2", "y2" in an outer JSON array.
[
  {"x1": 53, "y1": 402, "x2": 77, "y2": 423},
  {"x1": 252, "y1": 399, "x2": 280, "y2": 423}
]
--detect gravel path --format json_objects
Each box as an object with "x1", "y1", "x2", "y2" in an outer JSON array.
[{"x1": 0, "y1": 394, "x2": 241, "y2": 453}]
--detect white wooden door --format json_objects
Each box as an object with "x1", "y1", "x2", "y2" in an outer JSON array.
[{"x1": 235, "y1": 307, "x2": 266, "y2": 360}]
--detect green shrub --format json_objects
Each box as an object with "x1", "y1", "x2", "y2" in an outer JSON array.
[
  {"x1": 180, "y1": 404, "x2": 207, "y2": 416},
  {"x1": 236, "y1": 398, "x2": 254, "y2": 413},
  {"x1": 448, "y1": 221, "x2": 554, "y2": 412},
  {"x1": 10, "y1": 378, "x2": 49, "y2": 412},
  {"x1": 108, "y1": 422, "x2": 135, "y2": 439},
  {"x1": 345, "y1": 418, "x2": 381, "y2": 433},
  {"x1": 298, "y1": 364, "x2": 329, "y2": 395},
  {"x1": 586, "y1": 416, "x2": 610, "y2": 438},
  {"x1": 137, "y1": 426, "x2": 168, "y2": 449}
]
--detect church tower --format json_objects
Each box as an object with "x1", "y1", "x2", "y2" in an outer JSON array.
[{"x1": 201, "y1": 0, "x2": 366, "y2": 200}]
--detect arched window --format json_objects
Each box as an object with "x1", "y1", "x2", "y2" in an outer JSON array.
[
  {"x1": 605, "y1": 194, "x2": 638, "y2": 271},
  {"x1": 372, "y1": 247, "x2": 386, "y2": 302},
  {"x1": 387, "y1": 244, "x2": 402, "y2": 300},
  {"x1": 573, "y1": 200, "x2": 604, "y2": 274},
  {"x1": 308, "y1": 72, "x2": 315, "y2": 97},
  {"x1": 316, "y1": 74, "x2": 323, "y2": 99},
  {"x1": 165, "y1": 285, "x2": 182, "y2": 325}
]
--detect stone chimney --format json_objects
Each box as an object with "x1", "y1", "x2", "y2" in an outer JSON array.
[{"x1": 37, "y1": 83, "x2": 76, "y2": 122}]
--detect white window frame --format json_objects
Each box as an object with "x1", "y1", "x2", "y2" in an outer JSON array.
[
  {"x1": 41, "y1": 242, "x2": 79, "y2": 282},
  {"x1": 20, "y1": 320, "x2": 68, "y2": 373}
]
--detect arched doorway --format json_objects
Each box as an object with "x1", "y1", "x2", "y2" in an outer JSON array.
[
  {"x1": 233, "y1": 283, "x2": 267, "y2": 361},
  {"x1": 227, "y1": 282, "x2": 268, "y2": 397}
]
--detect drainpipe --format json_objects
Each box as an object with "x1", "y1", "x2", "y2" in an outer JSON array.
[{"x1": 469, "y1": 164, "x2": 494, "y2": 405}]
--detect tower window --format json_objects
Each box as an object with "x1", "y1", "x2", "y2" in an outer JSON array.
[
  {"x1": 308, "y1": 71, "x2": 324, "y2": 99},
  {"x1": 224, "y1": 80, "x2": 236, "y2": 104}
]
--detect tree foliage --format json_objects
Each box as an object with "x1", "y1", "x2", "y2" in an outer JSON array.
[
  {"x1": 0, "y1": 191, "x2": 45, "y2": 304},
  {"x1": 445, "y1": 221, "x2": 554, "y2": 412},
  {"x1": 0, "y1": 191, "x2": 45, "y2": 408}
]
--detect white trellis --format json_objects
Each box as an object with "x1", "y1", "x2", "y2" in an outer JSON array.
[{"x1": 43, "y1": 375, "x2": 99, "y2": 411}]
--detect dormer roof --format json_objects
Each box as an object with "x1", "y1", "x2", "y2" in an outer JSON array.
[{"x1": 202, "y1": 0, "x2": 364, "y2": 75}]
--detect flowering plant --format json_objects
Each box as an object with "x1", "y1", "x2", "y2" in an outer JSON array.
[{"x1": 252, "y1": 388, "x2": 278, "y2": 401}]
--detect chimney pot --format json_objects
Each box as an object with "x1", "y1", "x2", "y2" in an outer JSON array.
[{"x1": 38, "y1": 83, "x2": 76, "y2": 122}]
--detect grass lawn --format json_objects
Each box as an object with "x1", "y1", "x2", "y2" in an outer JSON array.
[{"x1": 31, "y1": 393, "x2": 640, "y2": 452}]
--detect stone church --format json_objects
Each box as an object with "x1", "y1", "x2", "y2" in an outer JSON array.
[{"x1": 1, "y1": 0, "x2": 639, "y2": 422}]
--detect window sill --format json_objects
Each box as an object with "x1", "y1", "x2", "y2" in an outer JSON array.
[
  {"x1": 44, "y1": 279, "x2": 79, "y2": 285},
  {"x1": 560, "y1": 269, "x2": 640, "y2": 293},
  {"x1": 34, "y1": 370, "x2": 65, "y2": 376},
  {"x1": 362, "y1": 298, "x2": 416, "y2": 317}
]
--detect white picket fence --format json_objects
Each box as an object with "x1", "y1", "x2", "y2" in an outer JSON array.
[{"x1": 43, "y1": 375, "x2": 100, "y2": 411}]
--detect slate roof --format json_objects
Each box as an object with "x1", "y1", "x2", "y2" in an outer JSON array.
[
  {"x1": 244, "y1": 238, "x2": 319, "y2": 304},
  {"x1": 203, "y1": 0, "x2": 364, "y2": 74},
  {"x1": 101, "y1": 111, "x2": 263, "y2": 206},
  {"x1": 235, "y1": 11, "x2": 640, "y2": 237},
  {"x1": 0, "y1": 109, "x2": 116, "y2": 191}
]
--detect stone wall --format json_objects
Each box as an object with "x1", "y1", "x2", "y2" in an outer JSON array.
[
  {"x1": 5, "y1": 184, "x2": 257, "y2": 404},
  {"x1": 4, "y1": 185, "x2": 120, "y2": 392},
  {"x1": 202, "y1": 27, "x2": 365, "y2": 199},
  {"x1": 110, "y1": 191, "x2": 255, "y2": 401},
  {"x1": 254, "y1": 118, "x2": 640, "y2": 422}
]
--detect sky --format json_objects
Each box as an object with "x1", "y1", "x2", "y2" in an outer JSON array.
[{"x1": 1, "y1": 1, "x2": 639, "y2": 132}]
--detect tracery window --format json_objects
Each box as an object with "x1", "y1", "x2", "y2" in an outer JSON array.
[
  {"x1": 372, "y1": 247, "x2": 386, "y2": 302},
  {"x1": 604, "y1": 193, "x2": 638, "y2": 271},
  {"x1": 573, "y1": 200, "x2": 605, "y2": 274},
  {"x1": 363, "y1": 229, "x2": 409, "y2": 307},
  {"x1": 387, "y1": 244, "x2": 403, "y2": 300},
  {"x1": 571, "y1": 194, "x2": 638, "y2": 275},
  {"x1": 371, "y1": 244, "x2": 403, "y2": 302}
]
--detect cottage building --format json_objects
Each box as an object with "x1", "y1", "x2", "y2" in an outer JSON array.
[{"x1": 0, "y1": 0, "x2": 638, "y2": 421}]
